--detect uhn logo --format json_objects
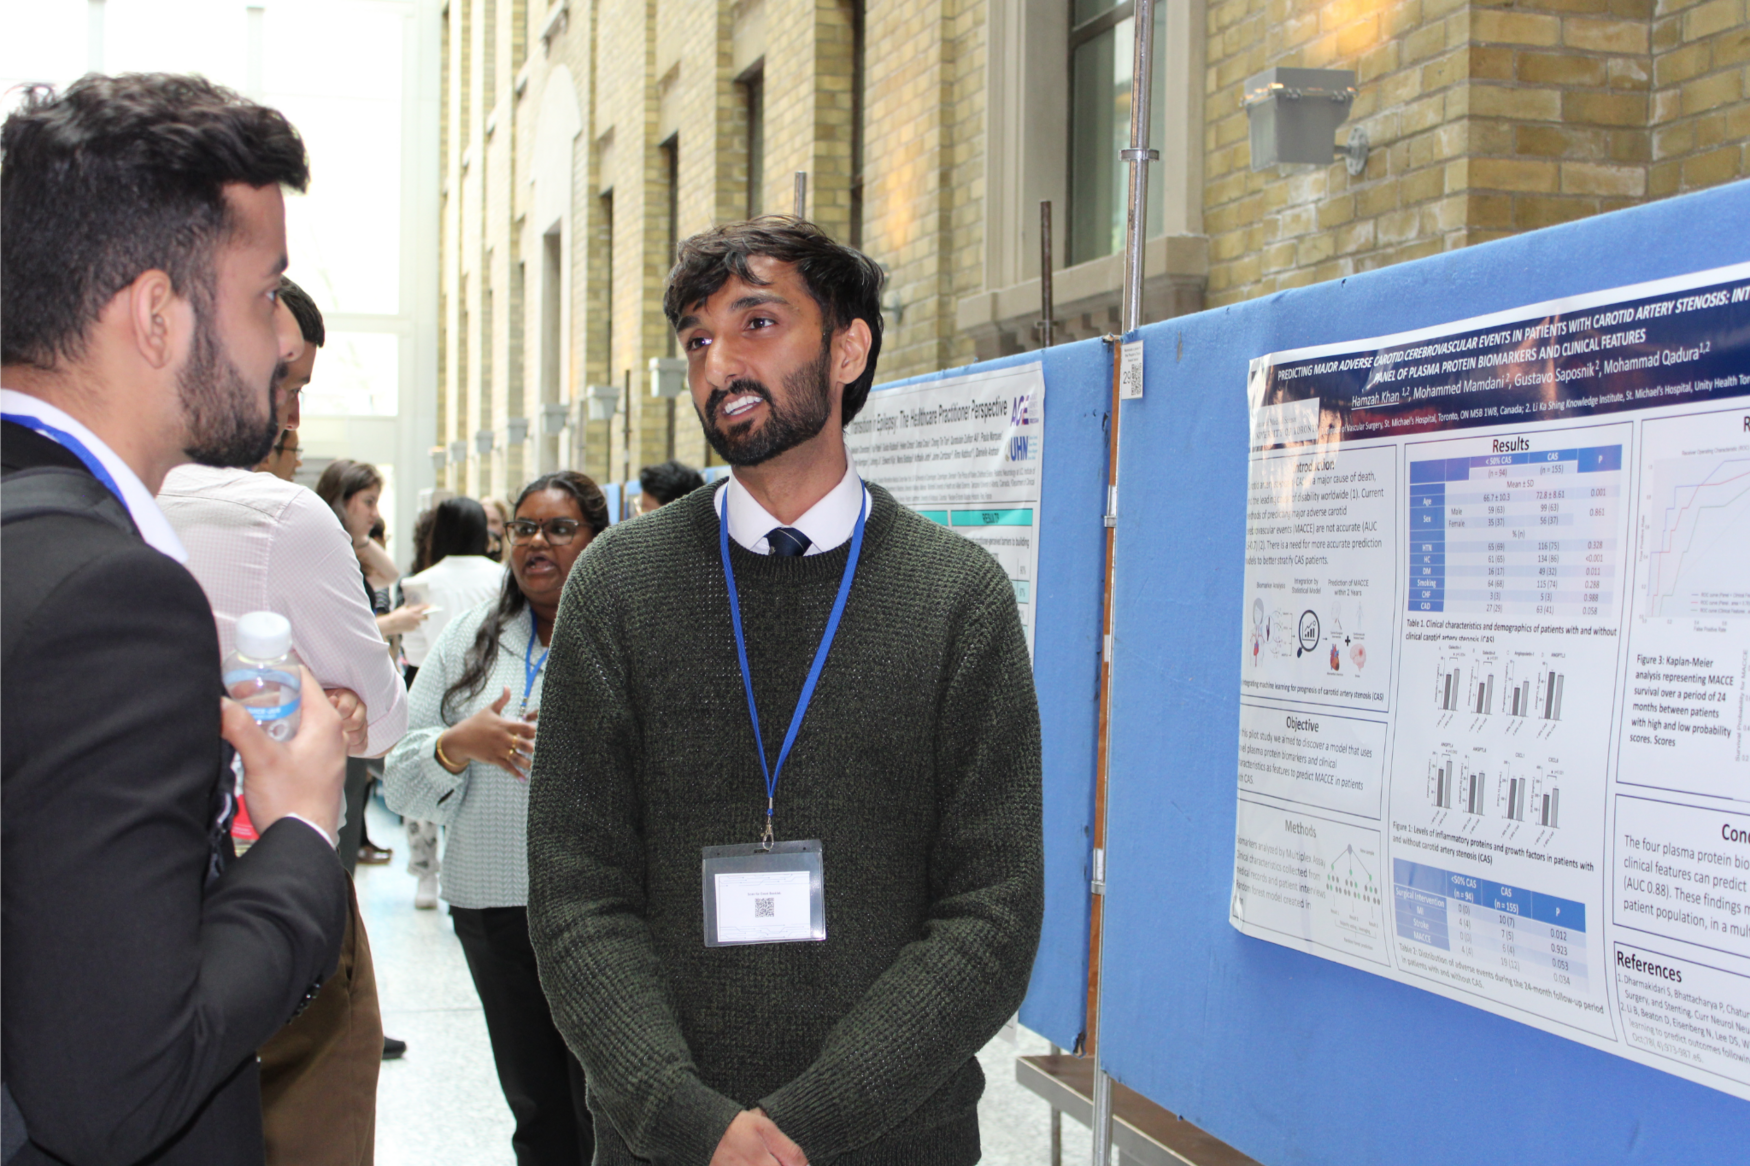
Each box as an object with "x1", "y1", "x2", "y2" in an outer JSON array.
[{"x1": 1006, "y1": 435, "x2": 1036, "y2": 462}]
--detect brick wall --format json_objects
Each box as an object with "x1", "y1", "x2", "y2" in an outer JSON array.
[
  {"x1": 1650, "y1": 0, "x2": 1750, "y2": 197},
  {"x1": 1205, "y1": 0, "x2": 1748, "y2": 308}
]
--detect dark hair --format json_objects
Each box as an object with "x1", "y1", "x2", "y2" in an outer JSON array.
[
  {"x1": 662, "y1": 216, "x2": 885, "y2": 425},
  {"x1": 426, "y1": 497, "x2": 489, "y2": 565},
  {"x1": 639, "y1": 459, "x2": 705, "y2": 506},
  {"x1": 409, "y1": 507, "x2": 438, "y2": 574},
  {"x1": 1, "y1": 73, "x2": 310, "y2": 368},
  {"x1": 279, "y1": 275, "x2": 324, "y2": 347},
  {"x1": 314, "y1": 458, "x2": 382, "y2": 527},
  {"x1": 442, "y1": 472, "x2": 610, "y2": 722}
]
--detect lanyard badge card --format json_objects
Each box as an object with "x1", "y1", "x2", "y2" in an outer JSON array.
[
  {"x1": 702, "y1": 486, "x2": 866, "y2": 948},
  {"x1": 702, "y1": 840, "x2": 825, "y2": 946}
]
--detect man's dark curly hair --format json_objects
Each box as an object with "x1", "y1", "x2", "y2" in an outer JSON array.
[
  {"x1": 278, "y1": 276, "x2": 325, "y2": 347},
  {"x1": 662, "y1": 216, "x2": 885, "y2": 425},
  {"x1": 1, "y1": 73, "x2": 310, "y2": 368}
]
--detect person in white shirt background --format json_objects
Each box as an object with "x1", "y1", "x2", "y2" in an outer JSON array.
[
  {"x1": 157, "y1": 274, "x2": 409, "y2": 1158},
  {"x1": 396, "y1": 495, "x2": 506, "y2": 909}
]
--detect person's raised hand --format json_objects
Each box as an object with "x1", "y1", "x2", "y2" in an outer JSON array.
[
  {"x1": 709, "y1": 1110, "x2": 806, "y2": 1166},
  {"x1": 376, "y1": 603, "x2": 432, "y2": 638},
  {"x1": 324, "y1": 686, "x2": 370, "y2": 755},
  {"x1": 222, "y1": 666, "x2": 346, "y2": 842},
  {"x1": 434, "y1": 686, "x2": 538, "y2": 780}
]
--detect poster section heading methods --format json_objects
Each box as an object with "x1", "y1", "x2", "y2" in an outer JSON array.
[
  {"x1": 847, "y1": 362, "x2": 1046, "y2": 655},
  {"x1": 1233, "y1": 260, "x2": 1750, "y2": 1101}
]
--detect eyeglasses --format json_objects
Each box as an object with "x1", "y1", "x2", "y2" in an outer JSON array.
[{"x1": 508, "y1": 518, "x2": 583, "y2": 545}]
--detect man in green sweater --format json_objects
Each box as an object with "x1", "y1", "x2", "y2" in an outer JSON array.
[{"x1": 527, "y1": 218, "x2": 1043, "y2": 1166}]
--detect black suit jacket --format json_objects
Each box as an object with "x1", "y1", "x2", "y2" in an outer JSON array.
[{"x1": 1, "y1": 423, "x2": 347, "y2": 1165}]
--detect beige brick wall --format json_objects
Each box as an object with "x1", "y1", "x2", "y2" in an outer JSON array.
[
  {"x1": 1205, "y1": 0, "x2": 1748, "y2": 308},
  {"x1": 1650, "y1": 0, "x2": 1750, "y2": 197},
  {"x1": 439, "y1": 0, "x2": 989, "y2": 502}
]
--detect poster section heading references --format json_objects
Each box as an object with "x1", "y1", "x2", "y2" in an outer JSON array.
[
  {"x1": 846, "y1": 362, "x2": 1046, "y2": 654},
  {"x1": 1233, "y1": 262, "x2": 1750, "y2": 1101}
]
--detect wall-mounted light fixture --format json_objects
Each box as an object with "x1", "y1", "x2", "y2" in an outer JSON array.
[
  {"x1": 648, "y1": 357, "x2": 688, "y2": 398},
  {"x1": 506, "y1": 416, "x2": 530, "y2": 445},
  {"x1": 1243, "y1": 67, "x2": 1368, "y2": 175},
  {"x1": 429, "y1": 446, "x2": 448, "y2": 472},
  {"x1": 585, "y1": 384, "x2": 620, "y2": 422},
  {"x1": 541, "y1": 401, "x2": 570, "y2": 435},
  {"x1": 474, "y1": 428, "x2": 495, "y2": 455},
  {"x1": 447, "y1": 440, "x2": 467, "y2": 465}
]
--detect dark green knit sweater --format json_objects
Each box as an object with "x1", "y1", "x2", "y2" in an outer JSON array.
[{"x1": 527, "y1": 481, "x2": 1044, "y2": 1166}]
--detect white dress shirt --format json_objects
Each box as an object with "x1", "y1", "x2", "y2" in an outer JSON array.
[
  {"x1": 399, "y1": 554, "x2": 507, "y2": 667},
  {"x1": 0, "y1": 388, "x2": 187, "y2": 562},
  {"x1": 158, "y1": 464, "x2": 410, "y2": 758},
  {"x1": 721, "y1": 451, "x2": 869, "y2": 554}
]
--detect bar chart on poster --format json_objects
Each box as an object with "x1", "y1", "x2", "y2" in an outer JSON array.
[{"x1": 1232, "y1": 260, "x2": 1750, "y2": 1100}]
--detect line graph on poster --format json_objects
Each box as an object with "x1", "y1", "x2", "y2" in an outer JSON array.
[{"x1": 1643, "y1": 451, "x2": 1750, "y2": 621}]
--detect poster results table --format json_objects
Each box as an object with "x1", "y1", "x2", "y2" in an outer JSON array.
[
  {"x1": 1409, "y1": 446, "x2": 1623, "y2": 619},
  {"x1": 1231, "y1": 261, "x2": 1750, "y2": 1101}
]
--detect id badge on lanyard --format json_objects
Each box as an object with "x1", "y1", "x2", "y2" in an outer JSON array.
[{"x1": 701, "y1": 485, "x2": 866, "y2": 947}]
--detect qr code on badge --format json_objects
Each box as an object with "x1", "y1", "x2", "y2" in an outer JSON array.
[{"x1": 755, "y1": 897, "x2": 775, "y2": 918}]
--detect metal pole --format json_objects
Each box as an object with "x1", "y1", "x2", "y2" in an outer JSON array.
[
  {"x1": 1092, "y1": 5, "x2": 1157, "y2": 1165},
  {"x1": 1120, "y1": 0, "x2": 1158, "y2": 334},
  {"x1": 1048, "y1": 1042, "x2": 1064, "y2": 1166},
  {"x1": 1039, "y1": 200, "x2": 1055, "y2": 348},
  {"x1": 793, "y1": 171, "x2": 808, "y2": 219}
]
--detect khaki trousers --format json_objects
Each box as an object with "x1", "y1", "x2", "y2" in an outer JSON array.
[{"x1": 258, "y1": 875, "x2": 382, "y2": 1165}]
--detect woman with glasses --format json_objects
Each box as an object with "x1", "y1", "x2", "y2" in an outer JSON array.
[{"x1": 384, "y1": 471, "x2": 608, "y2": 1166}]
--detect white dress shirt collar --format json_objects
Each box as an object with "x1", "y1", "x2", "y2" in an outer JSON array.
[
  {"x1": 1, "y1": 388, "x2": 188, "y2": 562},
  {"x1": 722, "y1": 451, "x2": 868, "y2": 555}
]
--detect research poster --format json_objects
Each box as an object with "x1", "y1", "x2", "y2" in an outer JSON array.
[
  {"x1": 1231, "y1": 262, "x2": 1750, "y2": 1100},
  {"x1": 845, "y1": 362, "x2": 1045, "y2": 654}
]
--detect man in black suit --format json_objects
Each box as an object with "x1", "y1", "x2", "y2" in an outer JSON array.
[{"x1": 1, "y1": 74, "x2": 351, "y2": 1165}]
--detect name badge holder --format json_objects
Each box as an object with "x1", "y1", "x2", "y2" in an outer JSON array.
[
  {"x1": 702, "y1": 485, "x2": 867, "y2": 948},
  {"x1": 702, "y1": 840, "x2": 826, "y2": 947}
]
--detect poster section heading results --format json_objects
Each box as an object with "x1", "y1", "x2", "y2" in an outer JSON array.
[
  {"x1": 1232, "y1": 262, "x2": 1750, "y2": 1101},
  {"x1": 846, "y1": 362, "x2": 1045, "y2": 654}
]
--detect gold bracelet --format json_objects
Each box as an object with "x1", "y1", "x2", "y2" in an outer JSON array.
[{"x1": 434, "y1": 734, "x2": 463, "y2": 772}]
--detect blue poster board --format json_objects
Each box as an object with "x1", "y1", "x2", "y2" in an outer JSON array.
[{"x1": 1096, "y1": 179, "x2": 1750, "y2": 1164}]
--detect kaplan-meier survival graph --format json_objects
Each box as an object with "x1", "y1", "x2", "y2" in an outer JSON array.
[{"x1": 1644, "y1": 450, "x2": 1750, "y2": 620}]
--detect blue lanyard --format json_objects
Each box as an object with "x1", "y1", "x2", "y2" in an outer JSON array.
[
  {"x1": 521, "y1": 609, "x2": 550, "y2": 713},
  {"x1": 719, "y1": 484, "x2": 867, "y2": 848},
  {"x1": 2, "y1": 413, "x2": 128, "y2": 504}
]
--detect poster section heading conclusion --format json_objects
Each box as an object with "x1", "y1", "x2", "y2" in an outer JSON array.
[{"x1": 1234, "y1": 261, "x2": 1750, "y2": 1101}]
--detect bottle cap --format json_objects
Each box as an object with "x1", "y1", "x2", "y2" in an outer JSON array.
[{"x1": 235, "y1": 611, "x2": 293, "y2": 660}]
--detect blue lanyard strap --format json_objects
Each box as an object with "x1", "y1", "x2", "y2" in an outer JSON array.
[
  {"x1": 1, "y1": 413, "x2": 127, "y2": 504},
  {"x1": 522, "y1": 608, "x2": 550, "y2": 708},
  {"x1": 719, "y1": 484, "x2": 868, "y2": 848}
]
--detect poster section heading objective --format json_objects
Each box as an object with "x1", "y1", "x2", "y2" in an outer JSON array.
[
  {"x1": 846, "y1": 362, "x2": 1046, "y2": 655},
  {"x1": 1232, "y1": 260, "x2": 1750, "y2": 1101}
]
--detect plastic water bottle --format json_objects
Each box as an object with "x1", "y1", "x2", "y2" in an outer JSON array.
[{"x1": 224, "y1": 611, "x2": 302, "y2": 741}]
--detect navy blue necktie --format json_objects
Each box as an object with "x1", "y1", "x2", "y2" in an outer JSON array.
[{"x1": 767, "y1": 527, "x2": 811, "y2": 557}]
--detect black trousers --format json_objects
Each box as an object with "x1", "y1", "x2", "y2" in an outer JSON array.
[
  {"x1": 450, "y1": 905, "x2": 593, "y2": 1166},
  {"x1": 337, "y1": 757, "x2": 372, "y2": 876}
]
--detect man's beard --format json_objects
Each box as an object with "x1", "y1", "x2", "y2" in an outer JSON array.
[
  {"x1": 696, "y1": 339, "x2": 832, "y2": 467},
  {"x1": 179, "y1": 304, "x2": 282, "y2": 468}
]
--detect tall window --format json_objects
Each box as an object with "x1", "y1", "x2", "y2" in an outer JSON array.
[
  {"x1": 1068, "y1": 0, "x2": 1165, "y2": 266},
  {"x1": 847, "y1": 1, "x2": 866, "y2": 245},
  {"x1": 742, "y1": 66, "x2": 764, "y2": 218}
]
